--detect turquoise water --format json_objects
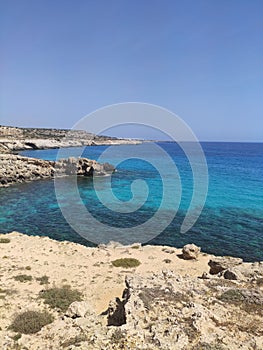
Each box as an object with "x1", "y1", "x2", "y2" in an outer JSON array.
[{"x1": 0, "y1": 142, "x2": 262, "y2": 261}]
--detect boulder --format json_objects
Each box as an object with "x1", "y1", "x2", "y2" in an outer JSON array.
[
  {"x1": 200, "y1": 272, "x2": 210, "y2": 279},
  {"x1": 65, "y1": 301, "x2": 93, "y2": 318},
  {"x1": 208, "y1": 256, "x2": 243, "y2": 275},
  {"x1": 182, "y1": 244, "x2": 201, "y2": 260},
  {"x1": 223, "y1": 268, "x2": 244, "y2": 280}
]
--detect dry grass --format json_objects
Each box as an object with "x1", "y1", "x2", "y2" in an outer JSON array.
[
  {"x1": 0, "y1": 238, "x2": 11, "y2": 243},
  {"x1": 218, "y1": 288, "x2": 263, "y2": 315},
  {"x1": 112, "y1": 258, "x2": 141, "y2": 268},
  {"x1": 36, "y1": 275, "x2": 49, "y2": 285},
  {"x1": 39, "y1": 285, "x2": 82, "y2": 312},
  {"x1": 218, "y1": 289, "x2": 245, "y2": 303},
  {"x1": 14, "y1": 274, "x2": 33, "y2": 282},
  {"x1": 10, "y1": 310, "x2": 54, "y2": 334}
]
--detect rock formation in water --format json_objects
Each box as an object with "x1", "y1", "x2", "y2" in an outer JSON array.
[{"x1": 0, "y1": 154, "x2": 115, "y2": 187}]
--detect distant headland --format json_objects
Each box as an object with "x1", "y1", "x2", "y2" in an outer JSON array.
[{"x1": 0, "y1": 125, "x2": 142, "y2": 153}]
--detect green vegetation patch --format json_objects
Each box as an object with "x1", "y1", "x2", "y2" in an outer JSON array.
[
  {"x1": 112, "y1": 258, "x2": 141, "y2": 268},
  {"x1": 0, "y1": 238, "x2": 11, "y2": 243},
  {"x1": 14, "y1": 274, "x2": 33, "y2": 282},
  {"x1": 36, "y1": 275, "x2": 49, "y2": 285},
  {"x1": 131, "y1": 245, "x2": 140, "y2": 249},
  {"x1": 218, "y1": 289, "x2": 245, "y2": 303},
  {"x1": 39, "y1": 285, "x2": 82, "y2": 312},
  {"x1": 10, "y1": 310, "x2": 54, "y2": 334},
  {"x1": 218, "y1": 288, "x2": 263, "y2": 316}
]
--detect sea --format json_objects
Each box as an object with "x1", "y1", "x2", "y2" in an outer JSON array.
[{"x1": 0, "y1": 142, "x2": 262, "y2": 262}]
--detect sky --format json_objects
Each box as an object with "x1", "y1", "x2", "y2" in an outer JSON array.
[{"x1": 0, "y1": 0, "x2": 262, "y2": 141}]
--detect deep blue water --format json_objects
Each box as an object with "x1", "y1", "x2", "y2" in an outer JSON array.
[{"x1": 0, "y1": 142, "x2": 262, "y2": 261}]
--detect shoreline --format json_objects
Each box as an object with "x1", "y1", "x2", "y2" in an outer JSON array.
[
  {"x1": 0, "y1": 125, "x2": 142, "y2": 154},
  {"x1": 0, "y1": 231, "x2": 262, "y2": 349},
  {"x1": 0, "y1": 124, "x2": 142, "y2": 187},
  {"x1": 0, "y1": 153, "x2": 115, "y2": 187}
]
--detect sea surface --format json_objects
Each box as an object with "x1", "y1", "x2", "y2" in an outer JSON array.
[{"x1": 0, "y1": 142, "x2": 262, "y2": 261}]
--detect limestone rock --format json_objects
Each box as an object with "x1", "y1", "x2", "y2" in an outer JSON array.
[
  {"x1": 1, "y1": 232, "x2": 262, "y2": 350},
  {"x1": 182, "y1": 243, "x2": 201, "y2": 260},
  {"x1": 208, "y1": 256, "x2": 243, "y2": 275},
  {"x1": 105, "y1": 241, "x2": 123, "y2": 249},
  {"x1": 0, "y1": 125, "x2": 142, "y2": 152},
  {"x1": 162, "y1": 247, "x2": 175, "y2": 254},
  {"x1": 200, "y1": 272, "x2": 210, "y2": 279},
  {"x1": 223, "y1": 268, "x2": 244, "y2": 280},
  {"x1": 0, "y1": 154, "x2": 114, "y2": 187},
  {"x1": 65, "y1": 301, "x2": 93, "y2": 318}
]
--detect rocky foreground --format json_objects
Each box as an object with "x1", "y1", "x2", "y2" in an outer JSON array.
[
  {"x1": 0, "y1": 126, "x2": 141, "y2": 153},
  {"x1": 0, "y1": 232, "x2": 262, "y2": 350}
]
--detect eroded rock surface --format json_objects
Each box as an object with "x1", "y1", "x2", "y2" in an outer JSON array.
[
  {"x1": 0, "y1": 232, "x2": 262, "y2": 350},
  {"x1": 182, "y1": 243, "x2": 201, "y2": 260},
  {"x1": 0, "y1": 154, "x2": 114, "y2": 186},
  {"x1": 208, "y1": 256, "x2": 243, "y2": 275}
]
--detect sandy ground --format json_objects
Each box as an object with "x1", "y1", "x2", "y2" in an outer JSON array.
[
  {"x1": 0, "y1": 231, "x2": 210, "y2": 317},
  {"x1": 1, "y1": 232, "x2": 262, "y2": 350}
]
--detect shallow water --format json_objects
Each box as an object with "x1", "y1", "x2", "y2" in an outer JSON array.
[{"x1": 0, "y1": 142, "x2": 262, "y2": 261}]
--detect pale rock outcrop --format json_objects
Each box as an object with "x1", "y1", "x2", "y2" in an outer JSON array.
[
  {"x1": 65, "y1": 301, "x2": 94, "y2": 318},
  {"x1": 208, "y1": 256, "x2": 243, "y2": 275},
  {"x1": 182, "y1": 243, "x2": 201, "y2": 260},
  {"x1": 223, "y1": 268, "x2": 244, "y2": 280},
  {"x1": 223, "y1": 261, "x2": 263, "y2": 281},
  {"x1": 0, "y1": 232, "x2": 262, "y2": 350},
  {"x1": 0, "y1": 125, "x2": 142, "y2": 152},
  {"x1": 0, "y1": 154, "x2": 114, "y2": 187}
]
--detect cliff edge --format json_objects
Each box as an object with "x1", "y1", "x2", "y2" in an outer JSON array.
[{"x1": 0, "y1": 232, "x2": 262, "y2": 350}]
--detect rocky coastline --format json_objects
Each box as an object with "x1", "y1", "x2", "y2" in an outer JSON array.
[
  {"x1": 0, "y1": 154, "x2": 115, "y2": 187},
  {"x1": 0, "y1": 125, "x2": 139, "y2": 186},
  {"x1": 0, "y1": 125, "x2": 142, "y2": 153},
  {"x1": 1, "y1": 126, "x2": 262, "y2": 349},
  {"x1": 0, "y1": 232, "x2": 262, "y2": 350}
]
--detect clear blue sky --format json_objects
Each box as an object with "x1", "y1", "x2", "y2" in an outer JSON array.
[{"x1": 0, "y1": 0, "x2": 262, "y2": 141}]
